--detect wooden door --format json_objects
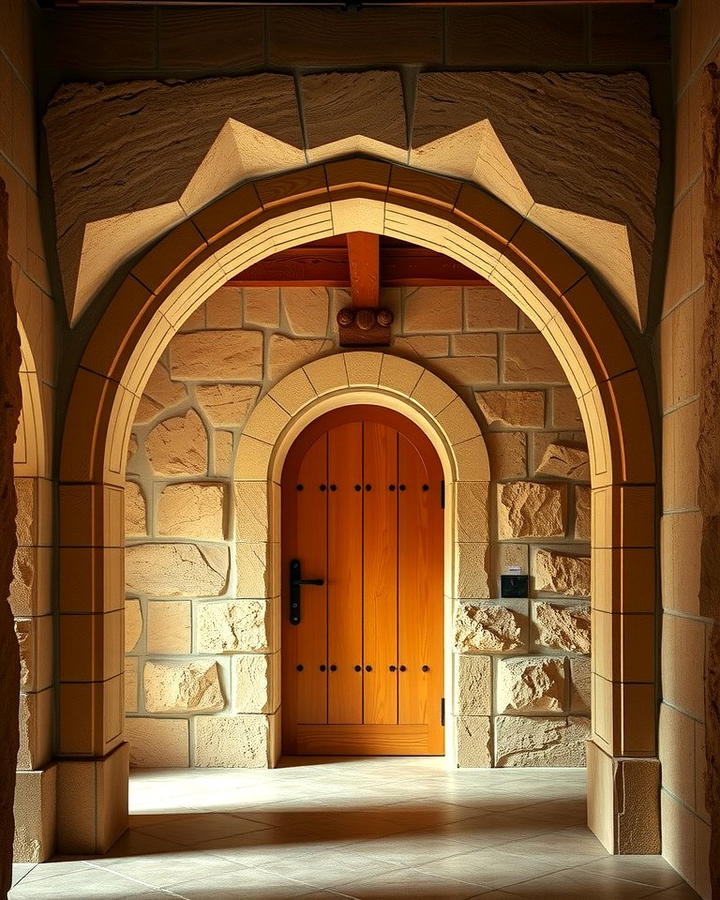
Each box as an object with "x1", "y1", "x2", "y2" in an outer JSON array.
[{"x1": 281, "y1": 406, "x2": 444, "y2": 756}]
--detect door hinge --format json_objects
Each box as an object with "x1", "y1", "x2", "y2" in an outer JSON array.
[
  {"x1": 440, "y1": 480, "x2": 445, "y2": 509},
  {"x1": 440, "y1": 697, "x2": 445, "y2": 726}
]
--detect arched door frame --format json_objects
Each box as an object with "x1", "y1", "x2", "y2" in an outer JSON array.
[{"x1": 56, "y1": 157, "x2": 659, "y2": 856}]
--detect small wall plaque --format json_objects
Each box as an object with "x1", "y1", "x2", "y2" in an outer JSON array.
[{"x1": 501, "y1": 574, "x2": 529, "y2": 599}]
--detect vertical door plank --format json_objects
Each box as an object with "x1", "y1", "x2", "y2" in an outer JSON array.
[
  {"x1": 398, "y1": 433, "x2": 444, "y2": 743},
  {"x1": 328, "y1": 421, "x2": 364, "y2": 724},
  {"x1": 363, "y1": 422, "x2": 399, "y2": 725}
]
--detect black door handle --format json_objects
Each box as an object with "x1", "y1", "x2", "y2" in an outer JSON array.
[{"x1": 289, "y1": 559, "x2": 325, "y2": 625}]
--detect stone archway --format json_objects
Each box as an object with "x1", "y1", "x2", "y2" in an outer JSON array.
[{"x1": 57, "y1": 158, "x2": 658, "y2": 856}]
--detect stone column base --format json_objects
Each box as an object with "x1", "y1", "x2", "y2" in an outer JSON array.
[
  {"x1": 56, "y1": 741, "x2": 129, "y2": 855},
  {"x1": 587, "y1": 740, "x2": 661, "y2": 854},
  {"x1": 14, "y1": 765, "x2": 57, "y2": 862}
]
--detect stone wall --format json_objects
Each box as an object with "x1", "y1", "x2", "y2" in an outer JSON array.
[
  {"x1": 124, "y1": 282, "x2": 591, "y2": 768},
  {"x1": 656, "y1": 1, "x2": 719, "y2": 896}
]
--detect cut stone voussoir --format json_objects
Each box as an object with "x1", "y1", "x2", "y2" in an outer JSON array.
[
  {"x1": 535, "y1": 601, "x2": 591, "y2": 653},
  {"x1": 534, "y1": 548, "x2": 590, "y2": 597},
  {"x1": 455, "y1": 603, "x2": 523, "y2": 653}
]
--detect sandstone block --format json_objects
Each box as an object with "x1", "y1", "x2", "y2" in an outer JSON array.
[
  {"x1": 431, "y1": 355, "x2": 498, "y2": 387},
  {"x1": 497, "y1": 656, "x2": 566, "y2": 714},
  {"x1": 125, "y1": 717, "x2": 189, "y2": 767},
  {"x1": 125, "y1": 598, "x2": 142, "y2": 652},
  {"x1": 125, "y1": 659, "x2": 138, "y2": 713},
  {"x1": 170, "y1": 330, "x2": 263, "y2": 380},
  {"x1": 394, "y1": 335, "x2": 449, "y2": 359},
  {"x1": 15, "y1": 619, "x2": 33, "y2": 690},
  {"x1": 497, "y1": 482, "x2": 565, "y2": 539},
  {"x1": 269, "y1": 367, "x2": 317, "y2": 414},
  {"x1": 234, "y1": 482, "x2": 271, "y2": 542},
  {"x1": 195, "y1": 384, "x2": 259, "y2": 427},
  {"x1": 146, "y1": 600, "x2": 191, "y2": 654},
  {"x1": 244, "y1": 287, "x2": 280, "y2": 328},
  {"x1": 450, "y1": 333, "x2": 497, "y2": 357},
  {"x1": 214, "y1": 431, "x2": 234, "y2": 476},
  {"x1": 206, "y1": 286, "x2": 242, "y2": 328},
  {"x1": 495, "y1": 715, "x2": 589, "y2": 767},
  {"x1": 455, "y1": 603, "x2": 524, "y2": 653},
  {"x1": 124, "y1": 481, "x2": 146, "y2": 537},
  {"x1": 536, "y1": 441, "x2": 590, "y2": 481},
  {"x1": 14, "y1": 478, "x2": 35, "y2": 546},
  {"x1": 457, "y1": 716, "x2": 492, "y2": 768},
  {"x1": 497, "y1": 543, "x2": 529, "y2": 575},
  {"x1": 134, "y1": 362, "x2": 187, "y2": 425},
  {"x1": 194, "y1": 714, "x2": 269, "y2": 767},
  {"x1": 146, "y1": 410, "x2": 208, "y2": 476},
  {"x1": 232, "y1": 654, "x2": 277, "y2": 713},
  {"x1": 487, "y1": 432, "x2": 527, "y2": 480},
  {"x1": 236, "y1": 541, "x2": 273, "y2": 598},
  {"x1": 10, "y1": 545, "x2": 35, "y2": 616},
  {"x1": 570, "y1": 656, "x2": 591, "y2": 714},
  {"x1": 535, "y1": 601, "x2": 591, "y2": 654},
  {"x1": 127, "y1": 433, "x2": 139, "y2": 469},
  {"x1": 475, "y1": 390, "x2": 545, "y2": 428},
  {"x1": 574, "y1": 485, "x2": 591, "y2": 541},
  {"x1": 282, "y1": 287, "x2": 330, "y2": 336},
  {"x1": 464, "y1": 286, "x2": 518, "y2": 331},
  {"x1": 157, "y1": 482, "x2": 225, "y2": 540},
  {"x1": 456, "y1": 655, "x2": 492, "y2": 715},
  {"x1": 534, "y1": 548, "x2": 590, "y2": 597},
  {"x1": 268, "y1": 334, "x2": 331, "y2": 383},
  {"x1": 197, "y1": 600, "x2": 270, "y2": 653},
  {"x1": 125, "y1": 543, "x2": 229, "y2": 597},
  {"x1": 503, "y1": 333, "x2": 566, "y2": 384},
  {"x1": 403, "y1": 286, "x2": 462, "y2": 333},
  {"x1": 552, "y1": 387, "x2": 583, "y2": 428},
  {"x1": 144, "y1": 660, "x2": 224, "y2": 713},
  {"x1": 454, "y1": 543, "x2": 490, "y2": 599},
  {"x1": 455, "y1": 482, "x2": 489, "y2": 543}
]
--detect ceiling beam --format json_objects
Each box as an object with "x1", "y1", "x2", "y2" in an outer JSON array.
[{"x1": 347, "y1": 232, "x2": 380, "y2": 307}]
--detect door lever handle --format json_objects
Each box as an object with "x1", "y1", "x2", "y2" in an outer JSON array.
[{"x1": 289, "y1": 559, "x2": 324, "y2": 625}]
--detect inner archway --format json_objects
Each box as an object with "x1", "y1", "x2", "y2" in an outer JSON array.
[{"x1": 57, "y1": 158, "x2": 658, "y2": 857}]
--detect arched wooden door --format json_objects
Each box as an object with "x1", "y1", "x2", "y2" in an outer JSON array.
[{"x1": 281, "y1": 405, "x2": 444, "y2": 756}]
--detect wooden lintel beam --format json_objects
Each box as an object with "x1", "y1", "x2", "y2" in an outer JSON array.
[{"x1": 346, "y1": 232, "x2": 380, "y2": 307}]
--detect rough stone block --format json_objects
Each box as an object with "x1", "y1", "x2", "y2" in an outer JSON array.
[
  {"x1": 232, "y1": 653, "x2": 276, "y2": 713},
  {"x1": 134, "y1": 362, "x2": 187, "y2": 425},
  {"x1": 146, "y1": 600, "x2": 191, "y2": 654},
  {"x1": 124, "y1": 482, "x2": 146, "y2": 537},
  {"x1": 13, "y1": 766, "x2": 57, "y2": 863},
  {"x1": 205, "y1": 286, "x2": 243, "y2": 328},
  {"x1": 487, "y1": 432, "x2": 527, "y2": 480},
  {"x1": 455, "y1": 603, "x2": 524, "y2": 653},
  {"x1": 574, "y1": 485, "x2": 591, "y2": 541},
  {"x1": 536, "y1": 441, "x2": 590, "y2": 480},
  {"x1": 282, "y1": 287, "x2": 330, "y2": 336},
  {"x1": 569, "y1": 656, "x2": 591, "y2": 713},
  {"x1": 431, "y1": 356, "x2": 498, "y2": 388},
  {"x1": 195, "y1": 384, "x2": 259, "y2": 427},
  {"x1": 455, "y1": 482, "x2": 489, "y2": 543},
  {"x1": 456, "y1": 654, "x2": 491, "y2": 715},
  {"x1": 214, "y1": 431, "x2": 234, "y2": 476},
  {"x1": 464, "y1": 285, "x2": 518, "y2": 331},
  {"x1": 268, "y1": 334, "x2": 331, "y2": 383},
  {"x1": 14, "y1": 478, "x2": 35, "y2": 546},
  {"x1": 125, "y1": 543, "x2": 229, "y2": 597},
  {"x1": 497, "y1": 482, "x2": 565, "y2": 539},
  {"x1": 534, "y1": 548, "x2": 590, "y2": 597},
  {"x1": 197, "y1": 600, "x2": 270, "y2": 653},
  {"x1": 475, "y1": 390, "x2": 545, "y2": 428},
  {"x1": 234, "y1": 482, "x2": 271, "y2": 542},
  {"x1": 125, "y1": 717, "x2": 189, "y2": 767},
  {"x1": 495, "y1": 715, "x2": 589, "y2": 767},
  {"x1": 552, "y1": 386, "x2": 583, "y2": 428},
  {"x1": 403, "y1": 286, "x2": 462, "y2": 333},
  {"x1": 497, "y1": 543, "x2": 529, "y2": 575},
  {"x1": 244, "y1": 287, "x2": 280, "y2": 328},
  {"x1": 170, "y1": 330, "x2": 263, "y2": 380},
  {"x1": 454, "y1": 543, "x2": 490, "y2": 599},
  {"x1": 456, "y1": 716, "x2": 492, "y2": 768},
  {"x1": 236, "y1": 541, "x2": 273, "y2": 598},
  {"x1": 124, "y1": 598, "x2": 142, "y2": 652},
  {"x1": 194, "y1": 714, "x2": 269, "y2": 767},
  {"x1": 503, "y1": 333, "x2": 566, "y2": 383},
  {"x1": 535, "y1": 601, "x2": 591, "y2": 653},
  {"x1": 146, "y1": 410, "x2": 208, "y2": 476},
  {"x1": 10, "y1": 545, "x2": 35, "y2": 616},
  {"x1": 143, "y1": 660, "x2": 224, "y2": 713},
  {"x1": 124, "y1": 659, "x2": 138, "y2": 713},
  {"x1": 394, "y1": 335, "x2": 449, "y2": 359},
  {"x1": 497, "y1": 656, "x2": 567, "y2": 714},
  {"x1": 157, "y1": 482, "x2": 225, "y2": 540}
]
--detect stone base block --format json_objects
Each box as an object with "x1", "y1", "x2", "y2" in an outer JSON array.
[
  {"x1": 13, "y1": 766, "x2": 57, "y2": 862},
  {"x1": 587, "y1": 740, "x2": 660, "y2": 854},
  {"x1": 56, "y1": 742, "x2": 129, "y2": 855}
]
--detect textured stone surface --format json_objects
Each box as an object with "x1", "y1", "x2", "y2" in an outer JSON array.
[
  {"x1": 455, "y1": 482, "x2": 489, "y2": 544},
  {"x1": 534, "y1": 548, "x2": 590, "y2": 597},
  {"x1": 214, "y1": 431, "x2": 234, "y2": 475},
  {"x1": 125, "y1": 659, "x2": 138, "y2": 713},
  {"x1": 170, "y1": 330, "x2": 263, "y2": 381},
  {"x1": 144, "y1": 660, "x2": 224, "y2": 713},
  {"x1": 195, "y1": 384, "x2": 259, "y2": 427},
  {"x1": 457, "y1": 716, "x2": 492, "y2": 768},
  {"x1": 157, "y1": 482, "x2": 225, "y2": 539},
  {"x1": 15, "y1": 620, "x2": 31, "y2": 690},
  {"x1": 536, "y1": 441, "x2": 590, "y2": 480},
  {"x1": 455, "y1": 604, "x2": 523, "y2": 653},
  {"x1": 456, "y1": 654, "x2": 491, "y2": 715},
  {"x1": 124, "y1": 481, "x2": 146, "y2": 536},
  {"x1": 146, "y1": 410, "x2": 208, "y2": 476},
  {"x1": 404, "y1": 287, "x2": 463, "y2": 333},
  {"x1": 197, "y1": 600, "x2": 269, "y2": 652},
  {"x1": 282, "y1": 287, "x2": 329, "y2": 336},
  {"x1": 134, "y1": 362, "x2": 187, "y2": 424},
  {"x1": 9, "y1": 546, "x2": 34, "y2": 616},
  {"x1": 487, "y1": 432, "x2": 527, "y2": 480},
  {"x1": 570, "y1": 656, "x2": 591, "y2": 713},
  {"x1": 497, "y1": 656, "x2": 566, "y2": 713},
  {"x1": 268, "y1": 334, "x2": 331, "y2": 383},
  {"x1": 475, "y1": 390, "x2": 545, "y2": 428},
  {"x1": 464, "y1": 286, "x2": 518, "y2": 331},
  {"x1": 244, "y1": 288, "x2": 279, "y2": 328},
  {"x1": 125, "y1": 717, "x2": 189, "y2": 767},
  {"x1": 234, "y1": 482, "x2": 271, "y2": 542},
  {"x1": 504, "y1": 333, "x2": 566, "y2": 384},
  {"x1": 125, "y1": 598, "x2": 142, "y2": 652},
  {"x1": 552, "y1": 387, "x2": 583, "y2": 429},
  {"x1": 126, "y1": 543, "x2": 229, "y2": 597},
  {"x1": 535, "y1": 601, "x2": 591, "y2": 653},
  {"x1": 14, "y1": 479, "x2": 34, "y2": 547},
  {"x1": 574, "y1": 485, "x2": 591, "y2": 541},
  {"x1": 236, "y1": 541, "x2": 273, "y2": 598},
  {"x1": 194, "y1": 714, "x2": 269, "y2": 767},
  {"x1": 146, "y1": 601, "x2": 191, "y2": 654},
  {"x1": 232, "y1": 654, "x2": 272, "y2": 713},
  {"x1": 497, "y1": 482, "x2": 565, "y2": 539},
  {"x1": 495, "y1": 715, "x2": 589, "y2": 767}
]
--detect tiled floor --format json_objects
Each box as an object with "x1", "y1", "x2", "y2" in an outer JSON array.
[{"x1": 11, "y1": 759, "x2": 699, "y2": 899}]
